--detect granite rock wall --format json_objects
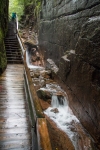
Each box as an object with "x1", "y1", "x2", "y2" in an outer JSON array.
[{"x1": 39, "y1": 0, "x2": 100, "y2": 148}]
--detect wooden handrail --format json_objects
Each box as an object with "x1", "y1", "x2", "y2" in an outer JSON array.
[
  {"x1": 17, "y1": 22, "x2": 52, "y2": 150},
  {"x1": 37, "y1": 118, "x2": 52, "y2": 150},
  {"x1": 24, "y1": 59, "x2": 44, "y2": 119}
]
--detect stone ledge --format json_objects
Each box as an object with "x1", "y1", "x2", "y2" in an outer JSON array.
[{"x1": 46, "y1": 58, "x2": 59, "y2": 74}]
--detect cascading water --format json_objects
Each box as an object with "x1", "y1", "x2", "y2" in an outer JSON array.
[
  {"x1": 51, "y1": 95, "x2": 68, "y2": 107},
  {"x1": 44, "y1": 95, "x2": 80, "y2": 150}
]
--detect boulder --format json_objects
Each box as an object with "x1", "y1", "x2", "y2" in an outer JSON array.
[
  {"x1": 40, "y1": 70, "x2": 51, "y2": 79},
  {"x1": 39, "y1": 99, "x2": 51, "y2": 110},
  {"x1": 57, "y1": 55, "x2": 70, "y2": 82},
  {"x1": 34, "y1": 72, "x2": 40, "y2": 78},
  {"x1": 39, "y1": 79, "x2": 46, "y2": 87},
  {"x1": 50, "y1": 108, "x2": 59, "y2": 113},
  {"x1": 46, "y1": 59, "x2": 59, "y2": 74},
  {"x1": 37, "y1": 89, "x2": 52, "y2": 101}
]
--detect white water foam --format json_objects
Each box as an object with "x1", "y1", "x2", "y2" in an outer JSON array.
[
  {"x1": 44, "y1": 95, "x2": 79, "y2": 149},
  {"x1": 40, "y1": 83, "x2": 65, "y2": 95}
]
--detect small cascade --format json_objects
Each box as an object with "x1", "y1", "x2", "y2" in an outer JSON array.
[
  {"x1": 27, "y1": 49, "x2": 93, "y2": 150},
  {"x1": 26, "y1": 50, "x2": 30, "y2": 67},
  {"x1": 51, "y1": 95, "x2": 67, "y2": 108},
  {"x1": 44, "y1": 95, "x2": 80, "y2": 150}
]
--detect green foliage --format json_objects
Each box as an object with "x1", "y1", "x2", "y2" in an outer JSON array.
[
  {"x1": 9, "y1": 0, "x2": 41, "y2": 20},
  {"x1": 9, "y1": 0, "x2": 24, "y2": 19},
  {"x1": 23, "y1": 0, "x2": 41, "y2": 19},
  {"x1": 34, "y1": 0, "x2": 41, "y2": 19},
  {"x1": 0, "y1": 28, "x2": 7, "y2": 72},
  {"x1": 0, "y1": 28, "x2": 3, "y2": 43}
]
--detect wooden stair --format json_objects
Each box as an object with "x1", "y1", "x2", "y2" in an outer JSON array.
[{"x1": 5, "y1": 21, "x2": 23, "y2": 64}]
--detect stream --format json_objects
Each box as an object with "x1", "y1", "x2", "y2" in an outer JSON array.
[{"x1": 26, "y1": 49, "x2": 93, "y2": 150}]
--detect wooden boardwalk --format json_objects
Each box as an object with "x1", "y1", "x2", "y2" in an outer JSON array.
[{"x1": 0, "y1": 64, "x2": 32, "y2": 150}]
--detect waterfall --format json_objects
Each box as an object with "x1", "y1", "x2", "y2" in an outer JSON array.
[
  {"x1": 26, "y1": 50, "x2": 30, "y2": 67},
  {"x1": 44, "y1": 94, "x2": 79, "y2": 150},
  {"x1": 51, "y1": 95, "x2": 67, "y2": 108}
]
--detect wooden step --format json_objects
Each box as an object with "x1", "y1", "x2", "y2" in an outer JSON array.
[
  {"x1": 7, "y1": 60, "x2": 23, "y2": 64},
  {"x1": 6, "y1": 54, "x2": 21, "y2": 57},
  {"x1": 5, "y1": 43, "x2": 19, "y2": 45},
  {"x1": 6, "y1": 51, "x2": 21, "y2": 54},
  {"x1": 0, "y1": 64, "x2": 32, "y2": 149},
  {"x1": 5, "y1": 40, "x2": 17, "y2": 42},
  {"x1": 6, "y1": 48, "x2": 20, "y2": 51},
  {"x1": 7, "y1": 57, "x2": 22, "y2": 60},
  {"x1": 5, "y1": 46, "x2": 18, "y2": 48}
]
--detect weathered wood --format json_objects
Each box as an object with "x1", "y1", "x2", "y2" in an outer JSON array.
[
  {"x1": 24, "y1": 61, "x2": 44, "y2": 119},
  {"x1": 0, "y1": 139, "x2": 31, "y2": 149},
  {"x1": 37, "y1": 118, "x2": 52, "y2": 150},
  {"x1": 5, "y1": 27, "x2": 22, "y2": 64},
  {"x1": 0, "y1": 133, "x2": 31, "y2": 142},
  {"x1": 0, "y1": 64, "x2": 32, "y2": 149}
]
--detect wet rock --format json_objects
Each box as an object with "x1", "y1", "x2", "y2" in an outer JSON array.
[
  {"x1": 39, "y1": 79, "x2": 46, "y2": 87},
  {"x1": 31, "y1": 53, "x2": 40, "y2": 62},
  {"x1": 32, "y1": 78, "x2": 40, "y2": 85},
  {"x1": 34, "y1": 85, "x2": 41, "y2": 91},
  {"x1": 45, "y1": 79, "x2": 55, "y2": 84},
  {"x1": 31, "y1": 55, "x2": 37, "y2": 62},
  {"x1": 23, "y1": 32, "x2": 26, "y2": 35},
  {"x1": 24, "y1": 40, "x2": 37, "y2": 48},
  {"x1": 39, "y1": 0, "x2": 100, "y2": 146},
  {"x1": 50, "y1": 108, "x2": 59, "y2": 113},
  {"x1": 76, "y1": 18, "x2": 100, "y2": 68},
  {"x1": 37, "y1": 89, "x2": 52, "y2": 101},
  {"x1": 45, "y1": 115, "x2": 75, "y2": 150},
  {"x1": 34, "y1": 72, "x2": 40, "y2": 78},
  {"x1": 46, "y1": 59, "x2": 59, "y2": 74},
  {"x1": 58, "y1": 54, "x2": 70, "y2": 82},
  {"x1": 47, "y1": 99, "x2": 52, "y2": 104},
  {"x1": 40, "y1": 70, "x2": 51, "y2": 79},
  {"x1": 39, "y1": 99, "x2": 51, "y2": 110},
  {"x1": 56, "y1": 91, "x2": 65, "y2": 97},
  {"x1": 30, "y1": 72, "x2": 34, "y2": 78}
]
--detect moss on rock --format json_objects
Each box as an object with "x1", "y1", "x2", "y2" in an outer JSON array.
[
  {"x1": 0, "y1": 28, "x2": 7, "y2": 74},
  {"x1": 0, "y1": 0, "x2": 9, "y2": 75}
]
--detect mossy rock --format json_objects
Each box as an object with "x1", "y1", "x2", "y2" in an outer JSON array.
[{"x1": 0, "y1": 28, "x2": 7, "y2": 75}]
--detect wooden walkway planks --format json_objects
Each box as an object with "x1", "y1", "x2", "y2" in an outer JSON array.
[{"x1": 0, "y1": 64, "x2": 32, "y2": 150}]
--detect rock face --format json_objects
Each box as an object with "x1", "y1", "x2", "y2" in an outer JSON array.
[
  {"x1": 39, "y1": 0, "x2": 100, "y2": 148},
  {"x1": 0, "y1": 0, "x2": 9, "y2": 74},
  {"x1": 46, "y1": 115, "x2": 75, "y2": 150}
]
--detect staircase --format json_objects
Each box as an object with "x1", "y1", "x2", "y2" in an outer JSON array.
[{"x1": 5, "y1": 21, "x2": 23, "y2": 64}]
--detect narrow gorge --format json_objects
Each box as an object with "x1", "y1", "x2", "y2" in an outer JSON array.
[
  {"x1": 0, "y1": 0, "x2": 100, "y2": 150},
  {"x1": 39, "y1": 0, "x2": 100, "y2": 149}
]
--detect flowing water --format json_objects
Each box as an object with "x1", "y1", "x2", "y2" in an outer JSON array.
[
  {"x1": 26, "y1": 50, "x2": 93, "y2": 150},
  {"x1": 44, "y1": 95, "x2": 79, "y2": 149}
]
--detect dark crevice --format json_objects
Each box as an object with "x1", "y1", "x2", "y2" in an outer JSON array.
[
  {"x1": 77, "y1": 56, "x2": 100, "y2": 70},
  {"x1": 61, "y1": 81, "x2": 99, "y2": 130}
]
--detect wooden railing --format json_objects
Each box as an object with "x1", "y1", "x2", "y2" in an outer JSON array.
[{"x1": 17, "y1": 24, "x2": 52, "y2": 150}]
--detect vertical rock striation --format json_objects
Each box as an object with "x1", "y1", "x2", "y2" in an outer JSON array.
[
  {"x1": 0, "y1": 0, "x2": 9, "y2": 74},
  {"x1": 39, "y1": 0, "x2": 100, "y2": 148}
]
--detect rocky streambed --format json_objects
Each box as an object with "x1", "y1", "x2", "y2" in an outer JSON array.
[{"x1": 26, "y1": 50, "x2": 95, "y2": 150}]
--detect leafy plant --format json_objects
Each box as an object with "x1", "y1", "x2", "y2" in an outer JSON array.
[
  {"x1": 9, "y1": 0, "x2": 24, "y2": 19},
  {"x1": 9, "y1": 0, "x2": 42, "y2": 20}
]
